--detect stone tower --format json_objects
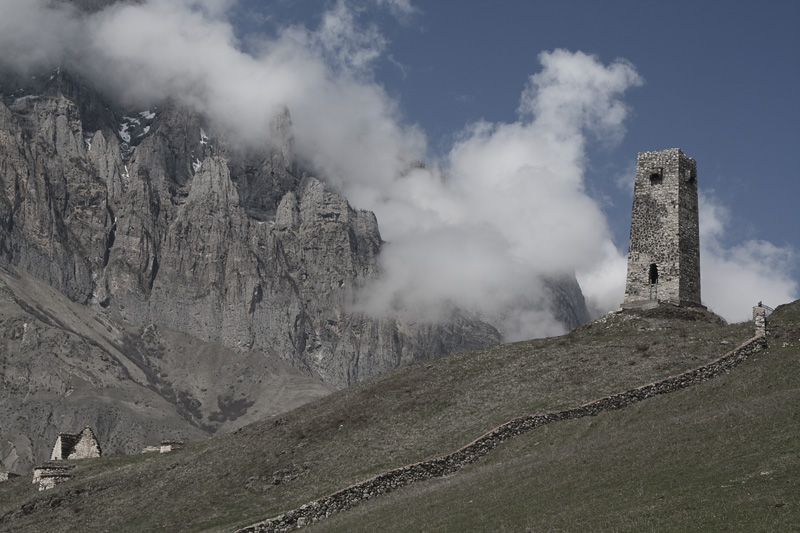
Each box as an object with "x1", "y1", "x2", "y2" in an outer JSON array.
[{"x1": 622, "y1": 148, "x2": 702, "y2": 308}]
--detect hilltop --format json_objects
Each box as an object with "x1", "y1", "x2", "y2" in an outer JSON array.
[{"x1": 2, "y1": 300, "x2": 796, "y2": 531}]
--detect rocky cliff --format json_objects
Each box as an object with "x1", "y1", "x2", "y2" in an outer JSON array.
[{"x1": 0, "y1": 69, "x2": 504, "y2": 388}]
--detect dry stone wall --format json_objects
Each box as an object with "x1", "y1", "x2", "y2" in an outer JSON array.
[{"x1": 238, "y1": 332, "x2": 767, "y2": 533}]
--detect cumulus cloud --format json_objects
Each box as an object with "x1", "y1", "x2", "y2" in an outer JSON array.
[
  {"x1": 373, "y1": 0, "x2": 417, "y2": 17},
  {"x1": 576, "y1": 242, "x2": 627, "y2": 319},
  {"x1": 0, "y1": 0, "x2": 653, "y2": 339},
  {"x1": 355, "y1": 50, "x2": 643, "y2": 339},
  {"x1": 0, "y1": 0, "x2": 83, "y2": 74},
  {"x1": 699, "y1": 193, "x2": 797, "y2": 322}
]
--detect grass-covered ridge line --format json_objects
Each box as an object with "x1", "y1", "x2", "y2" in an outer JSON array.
[{"x1": 239, "y1": 331, "x2": 766, "y2": 532}]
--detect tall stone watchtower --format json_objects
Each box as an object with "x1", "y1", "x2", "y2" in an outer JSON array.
[{"x1": 622, "y1": 148, "x2": 702, "y2": 308}]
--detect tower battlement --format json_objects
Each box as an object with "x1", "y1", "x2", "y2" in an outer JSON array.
[{"x1": 622, "y1": 148, "x2": 702, "y2": 309}]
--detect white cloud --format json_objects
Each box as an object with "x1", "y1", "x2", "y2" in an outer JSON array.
[
  {"x1": 354, "y1": 50, "x2": 643, "y2": 339},
  {"x1": 373, "y1": 0, "x2": 417, "y2": 17},
  {"x1": 699, "y1": 193, "x2": 797, "y2": 322},
  {"x1": 305, "y1": 0, "x2": 388, "y2": 77},
  {"x1": 576, "y1": 241, "x2": 627, "y2": 318},
  {"x1": 0, "y1": 0, "x2": 82, "y2": 74}
]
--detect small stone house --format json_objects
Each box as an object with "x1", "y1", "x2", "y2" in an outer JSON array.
[
  {"x1": 159, "y1": 440, "x2": 185, "y2": 453},
  {"x1": 32, "y1": 462, "x2": 76, "y2": 491},
  {"x1": 50, "y1": 426, "x2": 102, "y2": 461}
]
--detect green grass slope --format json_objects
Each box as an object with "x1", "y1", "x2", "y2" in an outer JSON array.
[
  {"x1": 312, "y1": 303, "x2": 799, "y2": 532},
  {"x1": 2, "y1": 303, "x2": 796, "y2": 532}
]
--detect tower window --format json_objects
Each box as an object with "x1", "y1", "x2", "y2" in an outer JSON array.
[
  {"x1": 649, "y1": 263, "x2": 659, "y2": 285},
  {"x1": 649, "y1": 167, "x2": 663, "y2": 185}
]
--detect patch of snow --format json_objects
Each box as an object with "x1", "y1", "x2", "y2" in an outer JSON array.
[
  {"x1": 139, "y1": 110, "x2": 156, "y2": 120},
  {"x1": 123, "y1": 165, "x2": 130, "y2": 180},
  {"x1": 119, "y1": 115, "x2": 142, "y2": 143},
  {"x1": 200, "y1": 128, "x2": 209, "y2": 145},
  {"x1": 192, "y1": 158, "x2": 202, "y2": 173},
  {"x1": 138, "y1": 126, "x2": 151, "y2": 137}
]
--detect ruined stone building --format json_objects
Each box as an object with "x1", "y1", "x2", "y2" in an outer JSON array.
[
  {"x1": 50, "y1": 426, "x2": 102, "y2": 461},
  {"x1": 622, "y1": 148, "x2": 702, "y2": 309},
  {"x1": 159, "y1": 440, "x2": 185, "y2": 453},
  {"x1": 29, "y1": 427, "x2": 102, "y2": 491},
  {"x1": 32, "y1": 463, "x2": 76, "y2": 491}
]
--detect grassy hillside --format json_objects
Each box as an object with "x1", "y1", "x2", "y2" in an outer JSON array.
[
  {"x1": 312, "y1": 303, "x2": 799, "y2": 532},
  {"x1": 2, "y1": 303, "x2": 796, "y2": 532}
]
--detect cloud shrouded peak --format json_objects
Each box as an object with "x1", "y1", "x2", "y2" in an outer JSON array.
[{"x1": 18, "y1": 1, "x2": 791, "y2": 338}]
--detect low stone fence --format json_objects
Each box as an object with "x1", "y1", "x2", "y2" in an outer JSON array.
[{"x1": 238, "y1": 333, "x2": 767, "y2": 533}]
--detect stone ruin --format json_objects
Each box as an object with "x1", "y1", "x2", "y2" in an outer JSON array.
[
  {"x1": 32, "y1": 462, "x2": 77, "y2": 491},
  {"x1": 49, "y1": 426, "x2": 102, "y2": 461},
  {"x1": 622, "y1": 148, "x2": 702, "y2": 309},
  {"x1": 159, "y1": 440, "x2": 185, "y2": 453},
  {"x1": 31, "y1": 426, "x2": 101, "y2": 491},
  {"x1": 141, "y1": 439, "x2": 185, "y2": 454},
  {"x1": 28, "y1": 429, "x2": 187, "y2": 490},
  {"x1": 753, "y1": 303, "x2": 771, "y2": 337}
]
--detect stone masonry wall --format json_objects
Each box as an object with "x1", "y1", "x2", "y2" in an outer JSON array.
[
  {"x1": 676, "y1": 153, "x2": 700, "y2": 304},
  {"x1": 238, "y1": 331, "x2": 766, "y2": 532},
  {"x1": 68, "y1": 428, "x2": 101, "y2": 460},
  {"x1": 624, "y1": 149, "x2": 700, "y2": 307},
  {"x1": 753, "y1": 305, "x2": 767, "y2": 336},
  {"x1": 31, "y1": 462, "x2": 76, "y2": 491}
]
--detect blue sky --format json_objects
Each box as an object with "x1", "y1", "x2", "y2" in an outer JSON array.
[
  {"x1": 1, "y1": 0, "x2": 796, "y2": 331},
  {"x1": 234, "y1": 0, "x2": 799, "y2": 253}
]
